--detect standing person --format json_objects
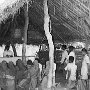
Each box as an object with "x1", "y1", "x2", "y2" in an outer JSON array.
[
  {"x1": 15, "y1": 59, "x2": 27, "y2": 90},
  {"x1": 30, "y1": 59, "x2": 39, "y2": 90},
  {"x1": 60, "y1": 45, "x2": 68, "y2": 78},
  {"x1": 26, "y1": 60, "x2": 34, "y2": 90},
  {"x1": 81, "y1": 48, "x2": 90, "y2": 90},
  {"x1": 60, "y1": 45, "x2": 68, "y2": 64},
  {"x1": 35, "y1": 58, "x2": 42, "y2": 82},
  {"x1": 65, "y1": 56, "x2": 77, "y2": 90},
  {"x1": 66, "y1": 46, "x2": 75, "y2": 64}
]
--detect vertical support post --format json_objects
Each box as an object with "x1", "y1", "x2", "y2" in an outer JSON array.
[
  {"x1": 44, "y1": 0, "x2": 54, "y2": 89},
  {"x1": 22, "y1": 1, "x2": 29, "y2": 65}
]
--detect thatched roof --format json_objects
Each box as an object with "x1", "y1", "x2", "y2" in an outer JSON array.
[
  {"x1": 0, "y1": 0, "x2": 90, "y2": 44},
  {"x1": 0, "y1": 0, "x2": 26, "y2": 23}
]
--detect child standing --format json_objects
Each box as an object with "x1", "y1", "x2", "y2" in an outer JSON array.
[{"x1": 65, "y1": 56, "x2": 77, "y2": 90}]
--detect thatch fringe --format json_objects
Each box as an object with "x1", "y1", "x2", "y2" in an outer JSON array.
[{"x1": 0, "y1": 0, "x2": 27, "y2": 23}]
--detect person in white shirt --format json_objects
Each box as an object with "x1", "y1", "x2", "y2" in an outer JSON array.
[
  {"x1": 66, "y1": 46, "x2": 76, "y2": 64},
  {"x1": 65, "y1": 56, "x2": 77, "y2": 89},
  {"x1": 81, "y1": 48, "x2": 90, "y2": 90}
]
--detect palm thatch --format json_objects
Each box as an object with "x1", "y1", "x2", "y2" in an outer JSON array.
[
  {"x1": 0, "y1": 0, "x2": 90, "y2": 44},
  {"x1": 0, "y1": 0, "x2": 27, "y2": 23}
]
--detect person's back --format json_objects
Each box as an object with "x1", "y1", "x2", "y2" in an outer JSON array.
[
  {"x1": 65, "y1": 56, "x2": 77, "y2": 89},
  {"x1": 66, "y1": 63, "x2": 77, "y2": 80}
]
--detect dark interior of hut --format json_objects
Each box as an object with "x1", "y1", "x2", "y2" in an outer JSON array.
[{"x1": 0, "y1": 0, "x2": 90, "y2": 45}]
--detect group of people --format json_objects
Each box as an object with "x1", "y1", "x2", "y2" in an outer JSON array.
[
  {"x1": 1, "y1": 43, "x2": 90, "y2": 90},
  {"x1": 60, "y1": 45, "x2": 90, "y2": 90},
  {"x1": 0, "y1": 57, "x2": 54, "y2": 90}
]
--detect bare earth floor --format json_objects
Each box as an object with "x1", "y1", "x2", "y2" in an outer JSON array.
[{"x1": 55, "y1": 70, "x2": 76, "y2": 90}]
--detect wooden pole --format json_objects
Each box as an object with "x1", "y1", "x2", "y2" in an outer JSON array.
[
  {"x1": 44, "y1": 0, "x2": 54, "y2": 89},
  {"x1": 22, "y1": 1, "x2": 29, "y2": 64}
]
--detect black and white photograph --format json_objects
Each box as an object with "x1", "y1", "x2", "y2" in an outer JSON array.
[{"x1": 0, "y1": 0, "x2": 90, "y2": 90}]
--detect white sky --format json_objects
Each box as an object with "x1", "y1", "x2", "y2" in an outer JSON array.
[
  {"x1": 0, "y1": 44, "x2": 39, "y2": 57},
  {"x1": 15, "y1": 44, "x2": 39, "y2": 56}
]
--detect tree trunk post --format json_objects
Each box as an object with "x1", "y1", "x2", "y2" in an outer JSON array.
[
  {"x1": 44, "y1": 0, "x2": 54, "y2": 89},
  {"x1": 22, "y1": 2, "x2": 29, "y2": 65}
]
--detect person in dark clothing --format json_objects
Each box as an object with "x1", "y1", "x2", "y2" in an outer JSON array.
[{"x1": 15, "y1": 59, "x2": 27, "y2": 90}]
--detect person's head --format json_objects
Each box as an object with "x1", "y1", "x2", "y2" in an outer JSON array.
[
  {"x1": 35, "y1": 58, "x2": 40, "y2": 63},
  {"x1": 62, "y1": 45, "x2": 67, "y2": 51},
  {"x1": 69, "y1": 56, "x2": 74, "y2": 63},
  {"x1": 8, "y1": 61, "x2": 15, "y2": 70},
  {"x1": 33, "y1": 58, "x2": 38, "y2": 65},
  {"x1": 69, "y1": 46, "x2": 75, "y2": 52},
  {"x1": 27, "y1": 60, "x2": 33, "y2": 69},
  {"x1": 16, "y1": 59, "x2": 22, "y2": 66},
  {"x1": 16, "y1": 59, "x2": 25, "y2": 70},
  {"x1": 1, "y1": 60, "x2": 8, "y2": 70},
  {"x1": 82, "y1": 48, "x2": 88, "y2": 55},
  {"x1": 27, "y1": 60, "x2": 33, "y2": 65}
]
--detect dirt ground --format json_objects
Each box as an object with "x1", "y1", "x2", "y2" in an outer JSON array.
[{"x1": 55, "y1": 70, "x2": 77, "y2": 90}]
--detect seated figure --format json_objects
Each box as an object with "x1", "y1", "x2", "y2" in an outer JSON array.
[{"x1": 3, "y1": 45, "x2": 13, "y2": 57}]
